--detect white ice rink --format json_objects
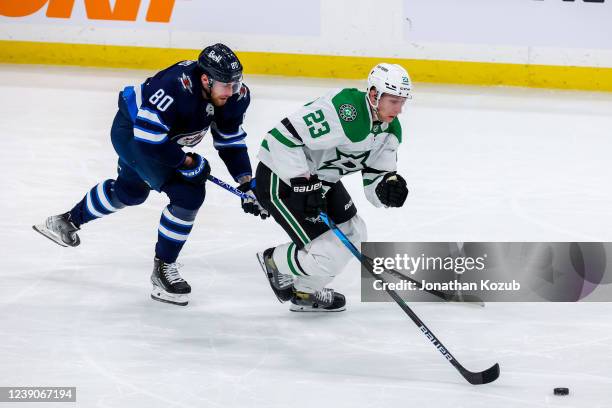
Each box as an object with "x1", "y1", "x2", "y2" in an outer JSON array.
[{"x1": 1, "y1": 64, "x2": 612, "y2": 407}]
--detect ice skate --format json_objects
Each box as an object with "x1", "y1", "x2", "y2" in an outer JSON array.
[
  {"x1": 256, "y1": 248, "x2": 294, "y2": 302},
  {"x1": 32, "y1": 212, "x2": 81, "y2": 247},
  {"x1": 150, "y1": 257, "x2": 191, "y2": 306},
  {"x1": 290, "y1": 288, "x2": 346, "y2": 312}
]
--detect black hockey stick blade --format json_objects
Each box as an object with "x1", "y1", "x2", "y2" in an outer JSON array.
[
  {"x1": 364, "y1": 262, "x2": 500, "y2": 385},
  {"x1": 319, "y1": 213, "x2": 500, "y2": 385},
  {"x1": 461, "y1": 363, "x2": 500, "y2": 385}
]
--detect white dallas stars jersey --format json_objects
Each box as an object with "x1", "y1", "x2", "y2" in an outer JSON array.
[{"x1": 257, "y1": 88, "x2": 402, "y2": 207}]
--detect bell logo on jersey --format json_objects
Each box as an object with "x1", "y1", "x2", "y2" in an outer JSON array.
[
  {"x1": 205, "y1": 104, "x2": 215, "y2": 116},
  {"x1": 1, "y1": 0, "x2": 176, "y2": 22}
]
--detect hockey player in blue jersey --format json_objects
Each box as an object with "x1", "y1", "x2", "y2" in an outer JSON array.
[{"x1": 33, "y1": 43, "x2": 267, "y2": 306}]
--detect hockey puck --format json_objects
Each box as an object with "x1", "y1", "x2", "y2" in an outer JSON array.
[{"x1": 553, "y1": 387, "x2": 569, "y2": 396}]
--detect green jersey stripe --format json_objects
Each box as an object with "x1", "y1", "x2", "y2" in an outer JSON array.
[
  {"x1": 270, "y1": 174, "x2": 310, "y2": 245},
  {"x1": 363, "y1": 175, "x2": 383, "y2": 186},
  {"x1": 269, "y1": 128, "x2": 304, "y2": 148},
  {"x1": 286, "y1": 243, "x2": 300, "y2": 276}
]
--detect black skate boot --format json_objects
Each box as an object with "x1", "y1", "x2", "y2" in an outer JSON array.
[
  {"x1": 32, "y1": 212, "x2": 81, "y2": 247},
  {"x1": 150, "y1": 257, "x2": 191, "y2": 306},
  {"x1": 256, "y1": 248, "x2": 294, "y2": 302},
  {"x1": 290, "y1": 288, "x2": 346, "y2": 312}
]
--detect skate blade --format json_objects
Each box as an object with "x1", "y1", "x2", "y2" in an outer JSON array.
[
  {"x1": 289, "y1": 304, "x2": 346, "y2": 313},
  {"x1": 32, "y1": 224, "x2": 69, "y2": 247},
  {"x1": 151, "y1": 284, "x2": 189, "y2": 306},
  {"x1": 256, "y1": 252, "x2": 292, "y2": 304}
]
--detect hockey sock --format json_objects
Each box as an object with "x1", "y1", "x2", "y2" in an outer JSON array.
[
  {"x1": 69, "y1": 180, "x2": 126, "y2": 227},
  {"x1": 273, "y1": 242, "x2": 309, "y2": 278},
  {"x1": 155, "y1": 205, "x2": 197, "y2": 263}
]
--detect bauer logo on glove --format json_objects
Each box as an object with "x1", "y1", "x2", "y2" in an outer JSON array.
[
  {"x1": 177, "y1": 152, "x2": 211, "y2": 185},
  {"x1": 289, "y1": 175, "x2": 326, "y2": 218}
]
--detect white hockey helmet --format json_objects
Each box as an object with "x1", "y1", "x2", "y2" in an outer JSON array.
[{"x1": 367, "y1": 63, "x2": 412, "y2": 107}]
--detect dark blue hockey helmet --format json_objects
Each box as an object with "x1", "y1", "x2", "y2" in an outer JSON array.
[{"x1": 198, "y1": 43, "x2": 243, "y2": 91}]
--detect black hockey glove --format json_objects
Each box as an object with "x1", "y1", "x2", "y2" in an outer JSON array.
[
  {"x1": 375, "y1": 172, "x2": 408, "y2": 207},
  {"x1": 289, "y1": 175, "x2": 326, "y2": 218},
  {"x1": 177, "y1": 152, "x2": 211, "y2": 185},
  {"x1": 238, "y1": 179, "x2": 269, "y2": 220}
]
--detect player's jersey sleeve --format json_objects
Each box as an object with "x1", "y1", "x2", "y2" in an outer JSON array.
[
  {"x1": 257, "y1": 89, "x2": 348, "y2": 181},
  {"x1": 362, "y1": 119, "x2": 402, "y2": 207},
  {"x1": 212, "y1": 84, "x2": 252, "y2": 181},
  {"x1": 121, "y1": 75, "x2": 186, "y2": 168}
]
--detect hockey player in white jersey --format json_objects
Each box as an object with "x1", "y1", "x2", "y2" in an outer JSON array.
[{"x1": 255, "y1": 63, "x2": 411, "y2": 312}]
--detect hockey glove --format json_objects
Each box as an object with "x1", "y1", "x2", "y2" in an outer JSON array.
[
  {"x1": 238, "y1": 179, "x2": 269, "y2": 220},
  {"x1": 289, "y1": 175, "x2": 326, "y2": 218},
  {"x1": 375, "y1": 172, "x2": 408, "y2": 207},
  {"x1": 177, "y1": 152, "x2": 211, "y2": 185}
]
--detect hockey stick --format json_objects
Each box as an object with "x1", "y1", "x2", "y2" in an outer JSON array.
[
  {"x1": 206, "y1": 174, "x2": 483, "y2": 304},
  {"x1": 207, "y1": 174, "x2": 499, "y2": 384},
  {"x1": 319, "y1": 212, "x2": 500, "y2": 385},
  {"x1": 207, "y1": 174, "x2": 252, "y2": 199},
  {"x1": 313, "y1": 208, "x2": 483, "y2": 304}
]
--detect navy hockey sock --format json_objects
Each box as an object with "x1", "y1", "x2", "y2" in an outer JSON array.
[
  {"x1": 69, "y1": 180, "x2": 126, "y2": 226},
  {"x1": 155, "y1": 205, "x2": 197, "y2": 263}
]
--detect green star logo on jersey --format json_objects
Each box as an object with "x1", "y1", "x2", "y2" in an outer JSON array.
[
  {"x1": 338, "y1": 104, "x2": 357, "y2": 122},
  {"x1": 319, "y1": 149, "x2": 370, "y2": 175}
]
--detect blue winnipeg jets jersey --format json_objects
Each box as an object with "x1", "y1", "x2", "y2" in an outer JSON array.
[{"x1": 119, "y1": 60, "x2": 252, "y2": 181}]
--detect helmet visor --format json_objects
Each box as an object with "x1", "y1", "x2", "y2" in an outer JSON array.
[{"x1": 211, "y1": 75, "x2": 243, "y2": 94}]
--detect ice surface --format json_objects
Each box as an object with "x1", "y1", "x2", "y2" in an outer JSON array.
[{"x1": 1, "y1": 65, "x2": 611, "y2": 407}]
